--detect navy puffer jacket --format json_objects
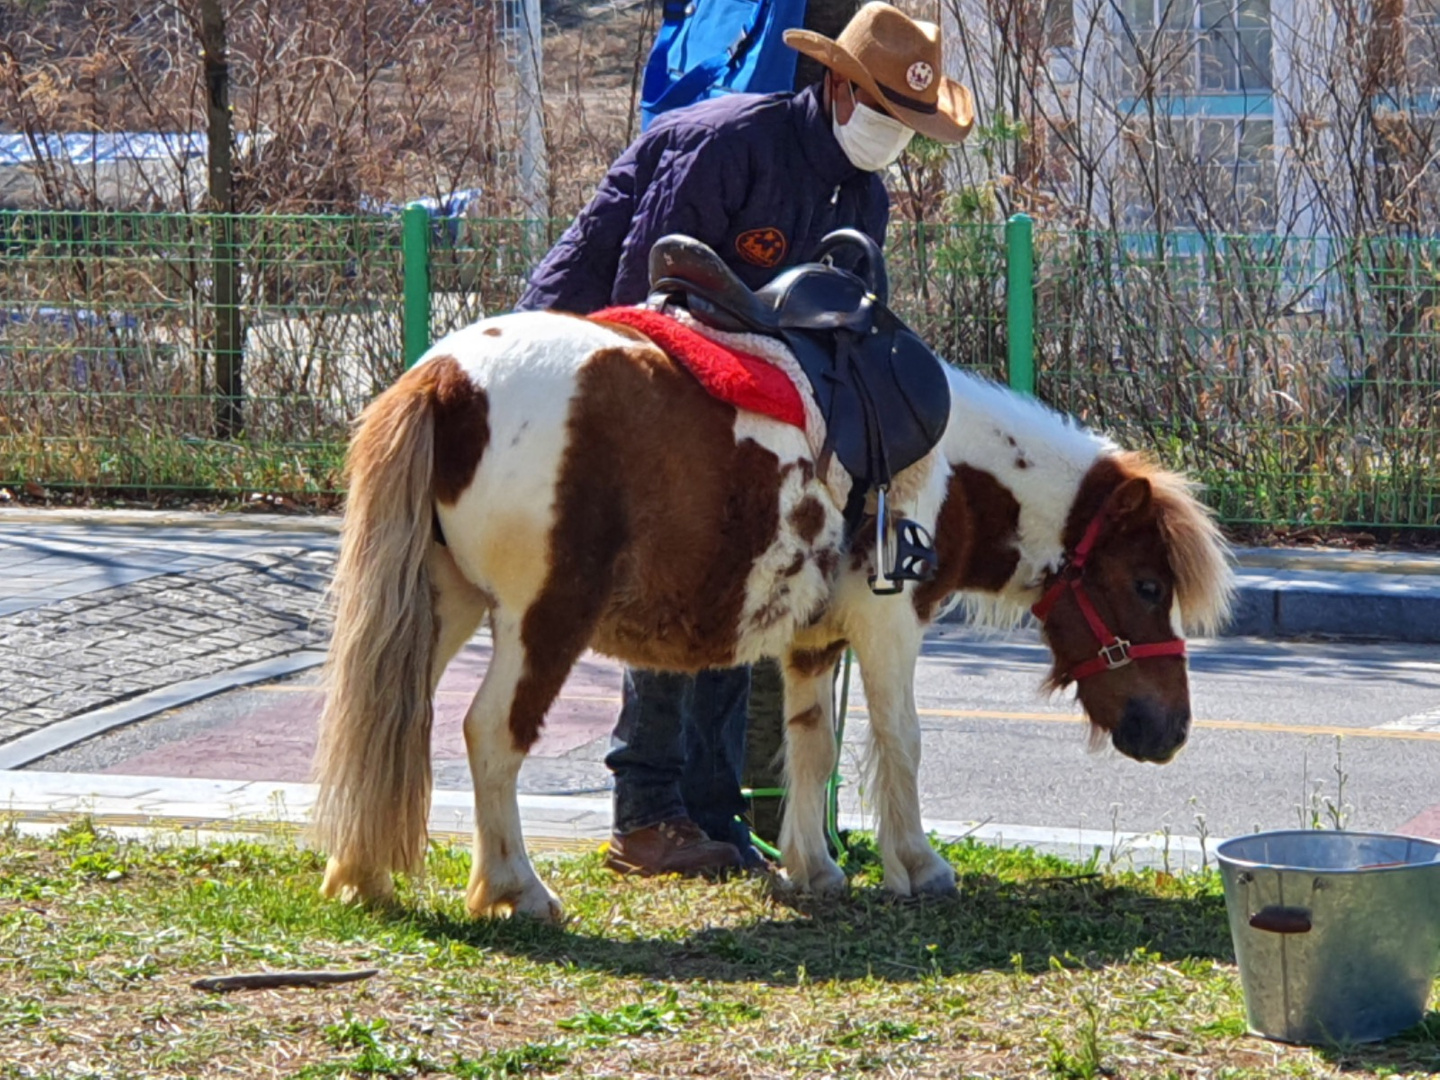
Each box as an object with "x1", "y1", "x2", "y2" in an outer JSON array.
[{"x1": 517, "y1": 83, "x2": 889, "y2": 314}]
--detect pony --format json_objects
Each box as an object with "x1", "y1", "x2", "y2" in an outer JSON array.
[{"x1": 312, "y1": 309, "x2": 1234, "y2": 921}]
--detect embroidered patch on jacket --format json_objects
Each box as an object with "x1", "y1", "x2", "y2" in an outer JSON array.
[{"x1": 736, "y1": 227, "x2": 787, "y2": 268}]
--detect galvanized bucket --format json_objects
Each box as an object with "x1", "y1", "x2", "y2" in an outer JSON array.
[{"x1": 1216, "y1": 830, "x2": 1440, "y2": 1045}]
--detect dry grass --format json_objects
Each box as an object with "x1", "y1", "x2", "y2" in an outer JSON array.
[{"x1": 3, "y1": 819, "x2": 1439, "y2": 1078}]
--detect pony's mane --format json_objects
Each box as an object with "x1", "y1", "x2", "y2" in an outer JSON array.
[
  {"x1": 939, "y1": 368, "x2": 1233, "y2": 637},
  {"x1": 1112, "y1": 450, "x2": 1235, "y2": 637}
]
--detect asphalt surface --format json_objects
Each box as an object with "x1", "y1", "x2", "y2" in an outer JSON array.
[{"x1": 3, "y1": 509, "x2": 1440, "y2": 868}]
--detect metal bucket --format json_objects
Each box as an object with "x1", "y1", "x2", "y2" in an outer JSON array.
[{"x1": 1216, "y1": 830, "x2": 1440, "y2": 1045}]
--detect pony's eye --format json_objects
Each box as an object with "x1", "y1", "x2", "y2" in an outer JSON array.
[{"x1": 1135, "y1": 579, "x2": 1164, "y2": 604}]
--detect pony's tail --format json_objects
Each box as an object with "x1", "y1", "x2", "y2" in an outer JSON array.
[{"x1": 312, "y1": 364, "x2": 441, "y2": 878}]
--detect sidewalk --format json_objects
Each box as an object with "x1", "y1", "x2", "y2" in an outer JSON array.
[{"x1": 2, "y1": 507, "x2": 1439, "y2": 860}]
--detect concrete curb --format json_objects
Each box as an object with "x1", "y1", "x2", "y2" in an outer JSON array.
[
  {"x1": 1230, "y1": 565, "x2": 1440, "y2": 642},
  {"x1": 0, "y1": 770, "x2": 1214, "y2": 870}
]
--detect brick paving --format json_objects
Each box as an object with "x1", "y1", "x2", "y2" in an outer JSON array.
[{"x1": 0, "y1": 521, "x2": 337, "y2": 745}]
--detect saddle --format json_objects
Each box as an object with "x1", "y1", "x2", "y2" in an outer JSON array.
[{"x1": 646, "y1": 231, "x2": 952, "y2": 593}]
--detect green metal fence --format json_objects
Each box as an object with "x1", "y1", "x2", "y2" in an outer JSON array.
[{"x1": 2, "y1": 208, "x2": 1437, "y2": 531}]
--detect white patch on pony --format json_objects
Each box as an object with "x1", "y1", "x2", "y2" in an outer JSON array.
[
  {"x1": 1170, "y1": 597, "x2": 1185, "y2": 639},
  {"x1": 428, "y1": 313, "x2": 638, "y2": 610},
  {"x1": 732, "y1": 413, "x2": 844, "y2": 663},
  {"x1": 940, "y1": 367, "x2": 1114, "y2": 623}
]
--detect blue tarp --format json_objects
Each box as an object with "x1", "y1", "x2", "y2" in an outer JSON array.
[{"x1": 0, "y1": 132, "x2": 219, "y2": 166}]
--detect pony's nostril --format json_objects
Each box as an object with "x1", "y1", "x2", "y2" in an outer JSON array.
[{"x1": 1112, "y1": 700, "x2": 1189, "y2": 763}]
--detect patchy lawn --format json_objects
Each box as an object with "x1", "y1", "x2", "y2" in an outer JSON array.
[{"x1": 1, "y1": 819, "x2": 1437, "y2": 1078}]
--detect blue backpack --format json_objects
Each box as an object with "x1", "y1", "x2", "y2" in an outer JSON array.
[{"x1": 640, "y1": 0, "x2": 809, "y2": 129}]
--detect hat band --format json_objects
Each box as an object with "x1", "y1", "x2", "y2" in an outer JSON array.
[{"x1": 877, "y1": 80, "x2": 938, "y2": 115}]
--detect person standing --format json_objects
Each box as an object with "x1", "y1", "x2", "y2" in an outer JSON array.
[{"x1": 515, "y1": 1, "x2": 973, "y2": 875}]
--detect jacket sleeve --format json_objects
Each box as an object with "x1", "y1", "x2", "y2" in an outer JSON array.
[
  {"x1": 609, "y1": 130, "x2": 743, "y2": 306},
  {"x1": 514, "y1": 161, "x2": 640, "y2": 314}
]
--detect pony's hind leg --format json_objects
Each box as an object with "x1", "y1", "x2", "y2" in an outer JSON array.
[
  {"x1": 778, "y1": 658, "x2": 847, "y2": 897},
  {"x1": 320, "y1": 543, "x2": 490, "y2": 904},
  {"x1": 461, "y1": 609, "x2": 574, "y2": 922},
  {"x1": 428, "y1": 543, "x2": 493, "y2": 689}
]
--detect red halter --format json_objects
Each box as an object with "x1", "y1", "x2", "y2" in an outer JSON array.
[{"x1": 1030, "y1": 511, "x2": 1187, "y2": 682}]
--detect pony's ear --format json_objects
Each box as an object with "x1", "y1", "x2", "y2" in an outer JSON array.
[{"x1": 1106, "y1": 476, "x2": 1152, "y2": 525}]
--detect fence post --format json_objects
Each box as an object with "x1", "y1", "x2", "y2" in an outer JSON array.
[
  {"x1": 402, "y1": 203, "x2": 431, "y2": 368},
  {"x1": 1006, "y1": 212, "x2": 1035, "y2": 397}
]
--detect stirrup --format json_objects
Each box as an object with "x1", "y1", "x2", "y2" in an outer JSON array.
[{"x1": 868, "y1": 486, "x2": 938, "y2": 595}]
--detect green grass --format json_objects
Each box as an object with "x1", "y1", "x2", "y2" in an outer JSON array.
[{"x1": 1, "y1": 818, "x2": 1438, "y2": 1077}]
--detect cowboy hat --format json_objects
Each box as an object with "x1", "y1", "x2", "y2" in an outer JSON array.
[{"x1": 784, "y1": 1, "x2": 974, "y2": 143}]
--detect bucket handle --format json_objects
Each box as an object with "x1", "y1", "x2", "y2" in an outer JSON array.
[{"x1": 1249, "y1": 905, "x2": 1312, "y2": 934}]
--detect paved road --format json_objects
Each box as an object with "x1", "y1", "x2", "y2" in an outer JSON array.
[
  {"x1": 4, "y1": 510, "x2": 1440, "y2": 868},
  {"x1": 23, "y1": 625, "x2": 1440, "y2": 864}
]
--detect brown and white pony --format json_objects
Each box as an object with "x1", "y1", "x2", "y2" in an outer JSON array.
[{"x1": 312, "y1": 310, "x2": 1233, "y2": 921}]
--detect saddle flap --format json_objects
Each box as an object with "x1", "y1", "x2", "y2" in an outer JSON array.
[
  {"x1": 756, "y1": 264, "x2": 875, "y2": 332},
  {"x1": 782, "y1": 307, "x2": 951, "y2": 487}
]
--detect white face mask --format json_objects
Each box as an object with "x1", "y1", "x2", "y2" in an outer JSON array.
[{"x1": 833, "y1": 98, "x2": 915, "y2": 172}]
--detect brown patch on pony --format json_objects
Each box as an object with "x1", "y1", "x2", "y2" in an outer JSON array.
[
  {"x1": 782, "y1": 459, "x2": 816, "y2": 485},
  {"x1": 788, "y1": 704, "x2": 823, "y2": 729},
  {"x1": 483, "y1": 327, "x2": 502, "y2": 337},
  {"x1": 788, "y1": 496, "x2": 826, "y2": 543},
  {"x1": 912, "y1": 465, "x2": 1022, "y2": 623},
  {"x1": 1080, "y1": 452, "x2": 1234, "y2": 636},
  {"x1": 782, "y1": 552, "x2": 806, "y2": 577},
  {"x1": 508, "y1": 345, "x2": 784, "y2": 749},
  {"x1": 815, "y1": 547, "x2": 839, "y2": 580},
  {"x1": 423, "y1": 355, "x2": 490, "y2": 505},
  {"x1": 788, "y1": 640, "x2": 847, "y2": 678},
  {"x1": 1035, "y1": 452, "x2": 1230, "y2": 756}
]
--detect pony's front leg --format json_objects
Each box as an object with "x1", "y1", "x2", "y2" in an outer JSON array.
[
  {"x1": 462, "y1": 611, "x2": 562, "y2": 922},
  {"x1": 778, "y1": 658, "x2": 846, "y2": 897},
  {"x1": 851, "y1": 608, "x2": 957, "y2": 899}
]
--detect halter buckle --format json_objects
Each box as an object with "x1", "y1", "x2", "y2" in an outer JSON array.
[{"x1": 1098, "y1": 640, "x2": 1133, "y2": 669}]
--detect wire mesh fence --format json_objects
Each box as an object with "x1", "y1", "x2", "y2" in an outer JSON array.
[
  {"x1": 1, "y1": 209, "x2": 1436, "y2": 531},
  {"x1": 1032, "y1": 229, "x2": 1440, "y2": 531},
  {"x1": 888, "y1": 221, "x2": 1009, "y2": 383},
  {"x1": 0, "y1": 210, "x2": 405, "y2": 495}
]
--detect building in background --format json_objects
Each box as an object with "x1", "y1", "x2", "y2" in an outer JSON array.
[{"x1": 943, "y1": 0, "x2": 1440, "y2": 238}]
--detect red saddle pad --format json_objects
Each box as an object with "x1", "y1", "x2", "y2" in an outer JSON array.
[{"x1": 589, "y1": 306, "x2": 806, "y2": 431}]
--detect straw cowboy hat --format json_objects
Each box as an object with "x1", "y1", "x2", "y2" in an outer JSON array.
[{"x1": 784, "y1": 1, "x2": 974, "y2": 143}]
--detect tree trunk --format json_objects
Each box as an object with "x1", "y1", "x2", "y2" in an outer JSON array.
[
  {"x1": 793, "y1": 0, "x2": 861, "y2": 90},
  {"x1": 199, "y1": 0, "x2": 243, "y2": 438}
]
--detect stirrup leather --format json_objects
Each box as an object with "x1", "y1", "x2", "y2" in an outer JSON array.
[{"x1": 868, "y1": 486, "x2": 938, "y2": 595}]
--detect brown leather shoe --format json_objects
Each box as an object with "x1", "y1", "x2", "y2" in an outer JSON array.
[{"x1": 604, "y1": 819, "x2": 743, "y2": 877}]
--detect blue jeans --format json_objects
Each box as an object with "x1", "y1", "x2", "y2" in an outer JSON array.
[{"x1": 606, "y1": 665, "x2": 753, "y2": 852}]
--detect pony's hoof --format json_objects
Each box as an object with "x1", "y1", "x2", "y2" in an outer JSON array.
[
  {"x1": 909, "y1": 858, "x2": 959, "y2": 899},
  {"x1": 786, "y1": 859, "x2": 848, "y2": 898},
  {"x1": 465, "y1": 882, "x2": 564, "y2": 924},
  {"x1": 320, "y1": 858, "x2": 395, "y2": 906}
]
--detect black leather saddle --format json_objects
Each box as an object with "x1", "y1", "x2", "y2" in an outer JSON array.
[{"x1": 646, "y1": 230, "x2": 952, "y2": 592}]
